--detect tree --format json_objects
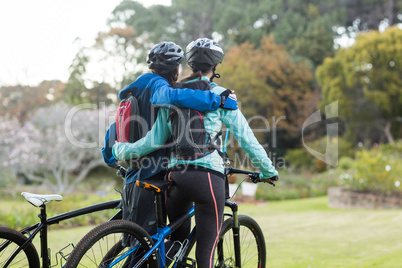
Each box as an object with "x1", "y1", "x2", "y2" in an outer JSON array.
[
  {"x1": 218, "y1": 36, "x2": 320, "y2": 155},
  {"x1": 109, "y1": 0, "x2": 221, "y2": 49},
  {"x1": 343, "y1": 0, "x2": 402, "y2": 31},
  {"x1": 0, "y1": 116, "x2": 22, "y2": 186},
  {"x1": 94, "y1": 26, "x2": 143, "y2": 89},
  {"x1": 316, "y1": 26, "x2": 402, "y2": 144},
  {"x1": 64, "y1": 44, "x2": 90, "y2": 105},
  {"x1": 70, "y1": 0, "x2": 401, "y2": 89},
  {"x1": 106, "y1": 0, "x2": 340, "y2": 68},
  {"x1": 1, "y1": 103, "x2": 110, "y2": 194},
  {"x1": 216, "y1": 0, "x2": 340, "y2": 67},
  {"x1": 64, "y1": 41, "x2": 119, "y2": 106},
  {"x1": 0, "y1": 80, "x2": 65, "y2": 122}
]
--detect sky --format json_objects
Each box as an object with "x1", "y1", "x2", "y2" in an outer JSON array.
[{"x1": 0, "y1": 0, "x2": 170, "y2": 87}]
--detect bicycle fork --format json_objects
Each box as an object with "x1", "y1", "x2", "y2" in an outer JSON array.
[{"x1": 225, "y1": 200, "x2": 241, "y2": 267}]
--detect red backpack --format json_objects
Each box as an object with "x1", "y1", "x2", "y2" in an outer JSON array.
[{"x1": 116, "y1": 93, "x2": 141, "y2": 143}]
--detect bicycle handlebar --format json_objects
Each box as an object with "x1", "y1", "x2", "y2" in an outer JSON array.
[
  {"x1": 225, "y1": 167, "x2": 277, "y2": 187},
  {"x1": 111, "y1": 164, "x2": 276, "y2": 186}
]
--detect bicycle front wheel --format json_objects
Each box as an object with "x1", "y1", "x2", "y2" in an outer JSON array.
[
  {"x1": 65, "y1": 220, "x2": 158, "y2": 268},
  {"x1": 0, "y1": 226, "x2": 40, "y2": 268},
  {"x1": 215, "y1": 215, "x2": 266, "y2": 268}
]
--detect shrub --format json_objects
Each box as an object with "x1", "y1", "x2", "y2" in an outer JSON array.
[
  {"x1": 0, "y1": 167, "x2": 17, "y2": 188},
  {"x1": 284, "y1": 148, "x2": 313, "y2": 171},
  {"x1": 0, "y1": 191, "x2": 121, "y2": 230},
  {"x1": 314, "y1": 159, "x2": 327, "y2": 173},
  {"x1": 339, "y1": 142, "x2": 402, "y2": 195},
  {"x1": 338, "y1": 156, "x2": 354, "y2": 170},
  {"x1": 285, "y1": 136, "x2": 353, "y2": 172},
  {"x1": 255, "y1": 170, "x2": 339, "y2": 201}
]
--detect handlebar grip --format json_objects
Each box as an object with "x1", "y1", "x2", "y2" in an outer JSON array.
[
  {"x1": 248, "y1": 173, "x2": 261, "y2": 183},
  {"x1": 269, "y1": 175, "x2": 279, "y2": 181},
  {"x1": 110, "y1": 163, "x2": 127, "y2": 178}
]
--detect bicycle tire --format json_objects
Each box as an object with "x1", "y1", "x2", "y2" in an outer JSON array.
[
  {"x1": 0, "y1": 226, "x2": 40, "y2": 268},
  {"x1": 215, "y1": 215, "x2": 266, "y2": 268},
  {"x1": 65, "y1": 220, "x2": 158, "y2": 268}
]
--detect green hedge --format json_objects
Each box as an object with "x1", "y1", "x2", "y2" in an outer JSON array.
[
  {"x1": 255, "y1": 170, "x2": 339, "y2": 201},
  {"x1": 0, "y1": 192, "x2": 121, "y2": 230},
  {"x1": 339, "y1": 142, "x2": 402, "y2": 195}
]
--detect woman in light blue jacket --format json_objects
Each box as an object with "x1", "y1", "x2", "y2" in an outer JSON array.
[{"x1": 113, "y1": 38, "x2": 278, "y2": 268}]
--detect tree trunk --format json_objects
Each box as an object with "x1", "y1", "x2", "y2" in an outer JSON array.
[
  {"x1": 387, "y1": 0, "x2": 396, "y2": 26},
  {"x1": 64, "y1": 159, "x2": 104, "y2": 194},
  {"x1": 384, "y1": 119, "x2": 395, "y2": 144}
]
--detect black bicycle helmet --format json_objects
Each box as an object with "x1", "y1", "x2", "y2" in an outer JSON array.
[
  {"x1": 186, "y1": 38, "x2": 224, "y2": 71},
  {"x1": 147, "y1": 41, "x2": 184, "y2": 72}
]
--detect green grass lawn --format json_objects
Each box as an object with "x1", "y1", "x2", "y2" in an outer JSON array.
[
  {"x1": 3, "y1": 196, "x2": 401, "y2": 267},
  {"x1": 235, "y1": 197, "x2": 402, "y2": 267}
]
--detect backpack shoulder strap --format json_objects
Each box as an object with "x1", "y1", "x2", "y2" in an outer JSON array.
[{"x1": 174, "y1": 80, "x2": 210, "y2": 91}]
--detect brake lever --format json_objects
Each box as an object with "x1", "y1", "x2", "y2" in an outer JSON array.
[
  {"x1": 249, "y1": 174, "x2": 276, "y2": 187},
  {"x1": 116, "y1": 166, "x2": 127, "y2": 178},
  {"x1": 248, "y1": 174, "x2": 261, "y2": 183}
]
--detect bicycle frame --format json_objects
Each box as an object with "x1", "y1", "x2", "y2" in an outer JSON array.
[
  {"x1": 67, "y1": 165, "x2": 269, "y2": 268},
  {"x1": 109, "y1": 191, "x2": 241, "y2": 268},
  {"x1": 10, "y1": 199, "x2": 121, "y2": 268}
]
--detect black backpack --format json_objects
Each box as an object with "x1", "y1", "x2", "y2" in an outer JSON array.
[{"x1": 169, "y1": 81, "x2": 226, "y2": 160}]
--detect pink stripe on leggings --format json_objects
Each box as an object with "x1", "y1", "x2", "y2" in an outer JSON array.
[{"x1": 207, "y1": 172, "x2": 221, "y2": 268}]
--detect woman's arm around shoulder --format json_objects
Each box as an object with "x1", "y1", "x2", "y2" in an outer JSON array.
[{"x1": 150, "y1": 77, "x2": 221, "y2": 111}]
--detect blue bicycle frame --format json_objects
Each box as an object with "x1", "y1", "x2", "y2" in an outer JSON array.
[{"x1": 110, "y1": 204, "x2": 196, "y2": 268}]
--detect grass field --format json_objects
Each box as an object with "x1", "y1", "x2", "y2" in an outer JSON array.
[
  {"x1": 237, "y1": 197, "x2": 402, "y2": 267},
  {"x1": 2, "y1": 196, "x2": 402, "y2": 267}
]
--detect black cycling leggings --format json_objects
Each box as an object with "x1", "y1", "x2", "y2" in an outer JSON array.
[{"x1": 166, "y1": 169, "x2": 225, "y2": 268}]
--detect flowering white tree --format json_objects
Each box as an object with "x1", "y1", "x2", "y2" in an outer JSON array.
[
  {"x1": 0, "y1": 117, "x2": 23, "y2": 187},
  {"x1": 1, "y1": 103, "x2": 111, "y2": 194}
]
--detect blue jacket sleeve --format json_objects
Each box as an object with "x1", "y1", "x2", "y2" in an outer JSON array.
[
  {"x1": 101, "y1": 123, "x2": 117, "y2": 166},
  {"x1": 150, "y1": 78, "x2": 221, "y2": 112}
]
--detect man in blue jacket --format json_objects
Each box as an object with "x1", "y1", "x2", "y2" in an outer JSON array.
[{"x1": 101, "y1": 41, "x2": 237, "y2": 236}]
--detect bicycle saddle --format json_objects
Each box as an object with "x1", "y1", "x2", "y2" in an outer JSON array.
[{"x1": 21, "y1": 192, "x2": 63, "y2": 207}]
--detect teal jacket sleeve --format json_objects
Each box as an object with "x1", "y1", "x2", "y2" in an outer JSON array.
[
  {"x1": 150, "y1": 78, "x2": 222, "y2": 112},
  {"x1": 112, "y1": 109, "x2": 170, "y2": 160},
  {"x1": 221, "y1": 109, "x2": 278, "y2": 178}
]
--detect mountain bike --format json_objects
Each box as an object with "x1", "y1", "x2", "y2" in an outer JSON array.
[
  {"x1": 65, "y1": 166, "x2": 275, "y2": 267},
  {"x1": 0, "y1": 166, "x2": 126, "y2": 268}
]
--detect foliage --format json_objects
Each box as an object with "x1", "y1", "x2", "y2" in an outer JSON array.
[
  {"x1": 255, "y1": 170, "x2": 339, "y2": 201},
  {"x1": 338, "y1": 156, "x2": 354, "y2": 171},
  {"x1": 104, "y1": 0, "x2": 339, "y2": 78},
  {"x1": 65, "y1": 45, "x2": 89, "y2": 105},
  {"x1": 104, "y1": 0, "x2": 401, "y2": 75},
  {"x1": 0, "y1": 191, "x2": 120, "y2": 230},
  {"x1": 342, "y1": 0, "x2": 402, "y2": 31},
  {"x1": 339, "y1": 141, "x2": 402, "y2": 195},
  {"x1": 219, "y1": 36, "x2": 319, "y2": 155},
  {"x1": 63, "y1": 42, "x2": 119, "y2": 106},
  {"x1": 0, "y1": 103, "x2": 113, "y2": 194},
  {"x1": 284, "y1": 136, "x2": 354, "y2": 172},
  {"x1": 0, "y1": 167, "x2": 17, "y2": 189},
  {"x1": 94, "y1": 27, "x2": 143, "y2": 89},
  {"x1": 0, "y1": 81, "x2": 65, "y2": 122},
  {"x1": 317, "y1": 26, "x2": 402, "y2": 144},
  {"x1": 283, "y1": 148, "x2": 313, "y2": 171}
]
